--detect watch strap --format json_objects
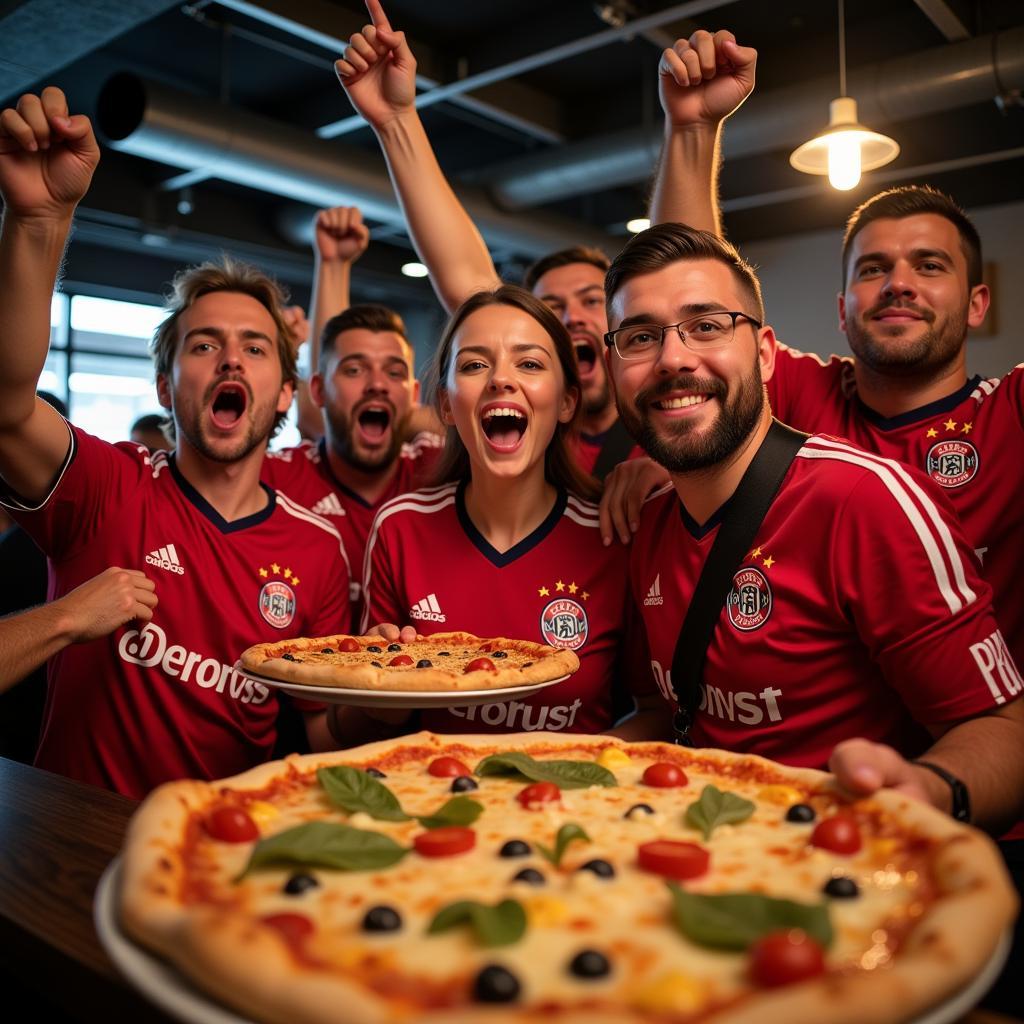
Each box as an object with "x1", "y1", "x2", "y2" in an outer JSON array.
[{"x1": 912, "y1": 759, "x2": 972, "y2": 823}]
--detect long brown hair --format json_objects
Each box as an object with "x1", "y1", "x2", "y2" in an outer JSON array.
[{"x1": 422, "y1": 285, "x2": 600, "y2": 502}]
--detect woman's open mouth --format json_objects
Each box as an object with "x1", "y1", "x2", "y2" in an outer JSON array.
[{"x1": 481, "y1": 405, "x2": 527, "y2": 452}]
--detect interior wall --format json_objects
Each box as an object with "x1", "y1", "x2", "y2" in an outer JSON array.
[{"x1": 740, "y1": 198, "x2": 1024, "y2": 381}]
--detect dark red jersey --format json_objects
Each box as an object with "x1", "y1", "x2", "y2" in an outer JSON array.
[
  {"x1": 632, "y1": 434, "x2": 1022, "y2": 769},
  {"x1": 262, "y1": 433, "x2": 441, "y2": 628},
  {"x1": 2, "y1": 425, "x2": 349, "y2": 798},
  {"x1": 362, "y1": 482, "x2": 638, "y2": 734},
  {"x1": 769, "y1": 349, "x2": 1024, "y2": 670}
]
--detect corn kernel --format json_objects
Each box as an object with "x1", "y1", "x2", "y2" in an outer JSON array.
[
  {"x1": 596, "y1": 747, "x2": 631, "y2": 769},
  {"x1": 758, "y1": 784, "x2": 803, "y2": 805},
  {"x1": 248, "y1": 801, "x2": 279, "y2": 828},
  {"x1": 524, "y1": 895, "x2": 568, "y2": 927},
  {"x1": 633, "y1": 971, "x2": 706, "y2": 1013}
]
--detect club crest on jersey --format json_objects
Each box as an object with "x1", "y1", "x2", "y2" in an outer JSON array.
[
  {"x1": 926, "y1": 439, "x2": 979, "y2": 488},
  {"x1": 540, "y1": 598, "x2": 588, "y2": 650},
  {"x1": 259, "y1": 581, "x2": 296, "y2": 629},
  {"x1": 727, "y1": 567, "x2": 772, "y2": 632}
]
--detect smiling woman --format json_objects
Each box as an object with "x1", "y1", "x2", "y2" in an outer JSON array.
[{"x1": 336, "y1": 286, "x2": 645, "y2": 747}]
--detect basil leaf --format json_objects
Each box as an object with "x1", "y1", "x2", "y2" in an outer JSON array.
[
  {"x1": 240, "y1": 821, "x2": 409, "y2": 878},
  {"x1": 685, "y1": 785, "x2": 755, "y2": 840},
  {"x1": 474, "y1": 752, "x2": 616, "y2": 789},
  {"x1": 317, "y1": 765, "x2": 410, "y2": 822},
  {"x1": 416, "y1": 796, "x2": 484, "y2": 830},
  {"x1": 668, "y1": 885, "x2": 833, "y2": 951},
  {"x1": 536, "y1": 823, "x2": 591, "y2": 867},
  {"x1": 427, "y1": 899, "x2": 527, "y2": 947}
]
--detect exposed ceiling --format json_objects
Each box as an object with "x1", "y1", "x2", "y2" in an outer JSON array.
[{"x1": 1, "y1": 0, "x2": 1022, "y2": 329}]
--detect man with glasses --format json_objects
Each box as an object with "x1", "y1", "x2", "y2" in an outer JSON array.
[{"x1": 606, "y1": 222, "x2": 1024, "y2": 836}]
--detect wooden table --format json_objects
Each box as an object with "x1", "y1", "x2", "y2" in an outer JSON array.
[
  {"x1": 0, "y1": 757, "x2": 176, "y2": 1023},
  {"x1": 0, "y1": 756, "x2": 1017, "y2": 1024}
]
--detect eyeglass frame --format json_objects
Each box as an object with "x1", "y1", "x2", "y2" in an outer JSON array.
[{"x1": 603, "y1": 310, "x2": 763, "y2": 361}]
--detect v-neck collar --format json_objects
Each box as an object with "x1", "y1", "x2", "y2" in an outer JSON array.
[
  {"x1": 455, "y1": 478, "x2": 567, "y2": 568},
  {"x1": 169, "y1": 454, "x2": 276, "y2": 534}
]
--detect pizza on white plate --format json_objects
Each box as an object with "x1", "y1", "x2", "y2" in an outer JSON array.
[{"x1": 118, "y1": 732, "x2": 1015, "y2": 1024}]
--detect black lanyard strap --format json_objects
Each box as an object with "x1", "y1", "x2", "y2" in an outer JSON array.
[{"x1": 669, "y1": 420, "x2": 808, "y2": 744}]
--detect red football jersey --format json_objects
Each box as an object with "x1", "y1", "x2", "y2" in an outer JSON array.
[
  {"x1": 262, "y1": 433, "x2": 441, "y2": 628},
  {"x1": 361, "y1": 482, "x2": 638, "y2": 734},
  {"x1": 2, "y1": 425, "x2": 350, "y2": 798},
  {"x1": 632, "y1": 434, "x2": 1022, "y2": 769},
  {"x1": 769, "y1": 349, "x2": 1024, "y2": 670}
]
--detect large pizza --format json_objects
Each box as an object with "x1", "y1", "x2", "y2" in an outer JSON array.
[
  {"x1": 117, "y1": 732, "x2": 1015, "y2": 1024},
  {"x1": 239, "y1": 632, "x2": 579, "y2": 691}
]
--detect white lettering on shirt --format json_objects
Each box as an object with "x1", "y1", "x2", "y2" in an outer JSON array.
[
  {"x1": 445, "y1": 698, "x2": 582, "y2": 731},
  {"x1": 117, "y1": 623, "x2": 271, "y2": 705},
  {"x1": 969, "y1": 629, "x2": 1023, "y2": 704}
]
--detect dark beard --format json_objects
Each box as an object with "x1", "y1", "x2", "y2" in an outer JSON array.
[
  {"x1": 582, "y1": 376, "x2": 612, "y2": 418},
  {"x1": 326, "y1": 407, "x2": 404, "y2": 473},
  {"x1": 847, "y1": 302, "x2": 967, "y2": 378},
  {"x1": 618, "y1": 363, "x2": 765, "y2": 473}
]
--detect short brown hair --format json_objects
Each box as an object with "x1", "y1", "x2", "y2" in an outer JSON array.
[
  {"x1": 151, "y1": 257, "x2": 297, "y2": 437},
  {"x1": 318, "y1": 304, "x2": 411, "y2": 376},
  {"x1": 422, "y1": 285, "x2": 600, "y2": 502},
  {"x1": 523, "y1": 246, "x2": 610, "y2": 292},
  {"x1": 605, "y1": 223, "x2": 765, "y2": 322},
  {"x1": 842, "y1": 185, "x2": 982, "y2": 288}
]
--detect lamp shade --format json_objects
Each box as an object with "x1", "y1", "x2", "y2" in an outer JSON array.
[{"x1": 790, "y1": 97, "x2": 900, "y2": 178}]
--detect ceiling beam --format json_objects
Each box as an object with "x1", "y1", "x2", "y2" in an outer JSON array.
[
  {"x1": 0, "y1": 0, "x2": 179, "y2": 101},
  {"x1": 912, "y1": 0, "x2": 973, "y2": 42},
  {"x1": 215, "y1": 0, "x2": 563, "y2": 143},
  {"x1": 317, "y1": 0, "x2": 733, "y2": 138}
]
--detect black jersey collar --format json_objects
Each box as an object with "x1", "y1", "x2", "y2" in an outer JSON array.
[
  {"x1": 677, "y1": 493, "x2": 733, "y2": 541},
  {"x1": 856, "y1": 375, "x2": 982, "y2": 430},
  {"x1": 456, "y1": 478, "x2": 567, "y2": 568},
  {"x1": 169, "y1": 454, "x2": 276, "y2": 533}
]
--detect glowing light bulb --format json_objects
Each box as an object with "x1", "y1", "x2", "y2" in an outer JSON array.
[{"x1": 827, "y1": 130, "x2": 861, "y2": 191}]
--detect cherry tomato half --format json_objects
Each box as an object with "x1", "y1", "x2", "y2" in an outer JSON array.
[
  {"x1": 413, "y1": 826, "x2": 477, "y2": 858},
  {"x1": 749, "y1": 929, "x2": 826, "y2": 988},
  {"x1": 642, "y1": 762, "x2": 688, "y2": 788},
  {"x1": 810, "y1": 812, "x2": 862, "y2": 854},
  {"x1": 261, "y1": 913, "x2": 314, "y2": 946},
  {"x1": 517, "y1": 781, "x2": 561, "y2": 809},
  {"x1": 389, "y1": 654, "x2": 414, "y2": 667},
  {"x1": 338, "y1": 637, "x2": 361, "y2": 653},
  {"x1": 464, "y1": 657, "x2": 496, "y2": 673},
  {"x1": 637, "y1": 840, "x2": 710, "y2": 880},
  {"x1": 204, "y1": 806, "x2": 259, "y2": 843},
  {"x1": 428, "y1": 756, "x2": 472, "y2": 778}
]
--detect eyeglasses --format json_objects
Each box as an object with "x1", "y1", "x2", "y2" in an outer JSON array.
[{"x1": 604, "y1": 311, "x2": 762, "y2": 361}]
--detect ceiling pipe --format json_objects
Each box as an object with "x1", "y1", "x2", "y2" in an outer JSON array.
[
  {"x1": 94, "y1": 73, "x2": 620, "y2": 260},
  {"x1": 484, "y1": 25, "x2": 1024, "y2": 210}
]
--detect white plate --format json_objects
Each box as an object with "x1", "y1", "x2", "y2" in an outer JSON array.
[
  {"x1": 95, "y1": 858, "x2": 251, "y2": 1024},
  {"x1": 233, "y1": 660, "x2": 568, "y2": 708},
  {"x1": 97, "y1": 854, "x2": 1012, "y2": 1024}
]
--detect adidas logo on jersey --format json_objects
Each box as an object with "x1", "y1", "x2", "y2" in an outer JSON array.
[
  {"x1": 145, "y1": 543, "x2": 185, "y2": 575},
  {"x1": 311, "y1": 493, "x2": 346, "y2": 517},
  {"x1": 644, "y1": 574, "x2": 664, "y2": 606},
  {"x1": 409, "y1": 593, "x2": 446, "y2": 622}
]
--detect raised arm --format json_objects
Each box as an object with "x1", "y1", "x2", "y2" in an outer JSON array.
[
  {"x1": 0, "y1": 88, "x2": 100, "y2": 500},
  {"x1": 649, "y1": 31, "x2": 757, "y2": 235},
  {"x1": 0, "y1": 566, "x2": 157, "y2": 692},
  {"x1": 336, "y1": 0, "x2": 499, "y2": 313},
  {"x1": 308, "y1": 205, "x2": 370, "y2": 373}
]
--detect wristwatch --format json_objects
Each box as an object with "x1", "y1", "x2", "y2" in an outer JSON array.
[{"x1": 912, "y1": 760, "x2": 972, "y2": 823}]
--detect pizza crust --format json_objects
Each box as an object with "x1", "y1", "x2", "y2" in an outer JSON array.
[
  {"x1": 239, "y1": 632, "x2": 580, "y2": 691},
  {"x1": 119, "y1": 733, "x2": 1017, "y2": 1024}
]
